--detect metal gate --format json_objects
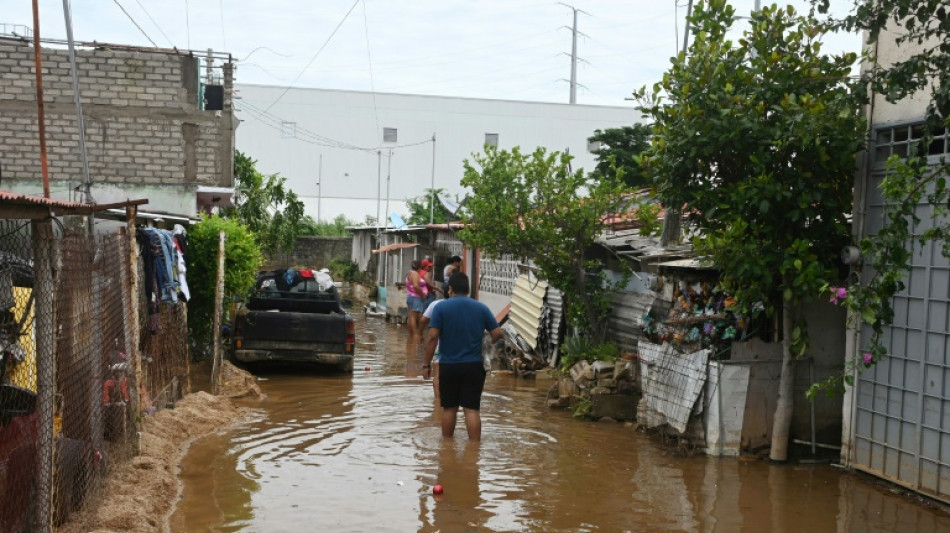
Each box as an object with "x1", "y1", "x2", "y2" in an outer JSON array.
[{"x1": 851, "y1": 123, "x2": 950, "y2": 502}]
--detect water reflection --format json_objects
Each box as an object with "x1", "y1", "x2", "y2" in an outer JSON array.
[
  {"x1": 172, "y1": 315, "x2": 950, "y2": 533},
  {"x1": 418, "y1": 441, "x2": 486, "y2": 532}
]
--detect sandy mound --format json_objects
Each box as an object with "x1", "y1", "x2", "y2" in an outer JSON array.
[{"x1": 56, "y1": 364, "x2": 262, "y2": 533}]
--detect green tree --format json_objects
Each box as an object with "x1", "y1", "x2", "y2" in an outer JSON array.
[
  {"x1": 806, "y1": 0, "x2": 950, "y2": 394},
  {"x1": 813, "y1": 0, "x2": 950, "y2": 121},
  {"x1": 226, "y1": 151, "x2": 306, "y2": 257},
  {"x1": 636, "y1": 1, "x2": 864, "y2": 460},
  {"x1": 459, "y1": 146, "x2": 629, "y2": 343},
  {"x1": 405, "y1": 188, "x2": 453, "y2": 225},
  {"x1": 186, "y1": 214, "x2": 262, "y2": 357},
  {"x1": 588, "y1": 124, "x2": 652, "y2": 188},
  {"x1": 298, "y1": 214, "x2": 357, "y2": 237}
]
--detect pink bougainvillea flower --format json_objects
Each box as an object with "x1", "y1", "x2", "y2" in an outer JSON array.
[
  {"x1": 863, "y1": 352, "x2": 873, "y2": 365},
  {"x1": 836, "y1": 287, "x2": 847, "y2": 300},
  {"x1": 829, "y1": 287, "x2": 841, "y2": 305}
]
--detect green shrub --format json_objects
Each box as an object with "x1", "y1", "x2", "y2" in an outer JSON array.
[
  {"x1": 558, "y1": 336, "x2": 619, "y2": 371},
  {"x1": 326, "y1": 257, "x2": 370, "y2": 284},
  {"x1": 636, "y1": 203, "x2": 662, "y2": 236},
  {"x1": 187, "y1": 214, "x2": 262, "y2": 359}
]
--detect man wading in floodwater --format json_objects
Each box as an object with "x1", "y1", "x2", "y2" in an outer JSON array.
[{"x1": 422, "y1": 272, "x2": 501, "y2": 440}]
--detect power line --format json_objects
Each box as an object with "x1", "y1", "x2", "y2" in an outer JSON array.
[
  {"x1": 131, "y1": 0, "x2": 175, "y2": 48},
  {"x1": 361, "y1": 0, "x2": 381, "y2": 147},
  {"x1": 263, "y1": 0, "x2": 361, "y2": 113},
  {"x1": 111, "y1": 0, "x2": 157, "y2": 47},
  {"x1": 236, "y1": 100, "x2": 434, "y2": 152}
]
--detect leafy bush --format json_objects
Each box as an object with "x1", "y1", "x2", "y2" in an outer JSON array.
[
  {"x1": 187, "y1": 214, "x2": 262, "y2": 359},
  {"x1": 326, "y1": 257, "x2": 371, "y2": 285},
  {"x1": 636, "y1": 203, "x2": 662, "y2": 236},
  {"x1": 558, "y1": 336, "x2": 620, "y2": 371}
]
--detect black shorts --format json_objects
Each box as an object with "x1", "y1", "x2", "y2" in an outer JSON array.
[{"x1": 438, "y1": 362, "x2": 487, "y2": 410}]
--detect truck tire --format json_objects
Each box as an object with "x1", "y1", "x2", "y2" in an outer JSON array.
[{"x1": 339, "y1": 359, "x2": 354, "y2": 373}]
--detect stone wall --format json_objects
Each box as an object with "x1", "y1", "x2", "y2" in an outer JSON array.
[
  {"x1": 0, "y1": 39, "x2": 234, "y2": 210},
  {"x1": 265, "y1": 236, "x2": 353, "y2": 270}
]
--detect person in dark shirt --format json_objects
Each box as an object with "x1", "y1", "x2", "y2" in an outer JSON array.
[{"x1": 423, "y1": 272, "x2": 501, "y2": 441}]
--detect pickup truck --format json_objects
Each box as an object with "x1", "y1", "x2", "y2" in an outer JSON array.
[{"x1": 230, "y1": 269, "x2": 356, "y2": 372}]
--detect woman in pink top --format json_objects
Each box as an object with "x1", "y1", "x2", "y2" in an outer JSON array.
[{"x1": 406, "y1": 260, "x2": 428, "y2": 342}]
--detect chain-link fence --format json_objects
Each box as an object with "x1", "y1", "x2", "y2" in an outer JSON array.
[{"x1": 0, "y1": 215, "x2": 191, "y2": 533}]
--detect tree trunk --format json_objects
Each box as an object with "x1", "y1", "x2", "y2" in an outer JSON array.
[
  {"x1": 572, "y1": 264, "x2": 605, "y2": 344},
  {"x1": 660, "y1": 206, "x2": 682, "y2": 247},
  {"x1": 770, "y1": 301, "x2": 795, "y2": 461}
]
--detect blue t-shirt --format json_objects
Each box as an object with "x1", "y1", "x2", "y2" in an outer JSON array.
[{"x1": 429, "y1": 296, "x2": 499, "y2": 365}]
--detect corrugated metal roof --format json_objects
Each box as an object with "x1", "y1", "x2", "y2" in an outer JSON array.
[
  {"x1": 0, "y1": 190, "x2": 148, "y2": 218},
  {"x1": 509, "y1": 274, "x2": 547, "y2": 351},
  {"x1": 0, "y1": 190, "x2": 86, "y2": 209},
  {"x1": 655, "y1": 258, "x2": 717, "y2": 270}
]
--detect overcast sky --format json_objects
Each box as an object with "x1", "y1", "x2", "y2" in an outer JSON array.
[{"x1": 6, "y1": 1, "x2": 861, "y2": 106}]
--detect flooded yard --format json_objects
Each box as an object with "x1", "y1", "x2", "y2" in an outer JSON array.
[{"x1": 170, "y1": 315, "x2": 950, "y2": 532}]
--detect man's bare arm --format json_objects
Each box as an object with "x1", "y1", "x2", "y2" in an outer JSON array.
[{"x1": 488, "y1": 327, "x2": 502, "y2": 343}]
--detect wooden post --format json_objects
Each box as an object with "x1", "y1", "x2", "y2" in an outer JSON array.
[
  {"x1": 125, "y1": 207, "x2": 144, "y2": 419},
  {"x1": 211, "y1": 231, "x2": 225, "y2": 394},
  {"x1": 32, "y1": 218, "x2": 55, "y2": 533}
]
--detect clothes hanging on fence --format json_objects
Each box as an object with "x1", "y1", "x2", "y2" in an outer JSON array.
[
  {"x1": 173, "y1": 238, "x2": 190, "y2": 302},
  {"x1": 172, "y1": 226, "x2": 190, "y2": 301},
  {"x1": 135, "y1": 229, "x2": 163, "y2": 333},
  {"x1": 143, "y1": 228, "x2": 179, "y2": 304},
  {"x1": 172, "y1": 224, "x2": 188, "y2": 256}
]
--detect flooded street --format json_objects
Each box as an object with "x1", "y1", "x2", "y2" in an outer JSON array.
[{"x1": 171, "y1": 315, "x2": 950, "y2": 532}]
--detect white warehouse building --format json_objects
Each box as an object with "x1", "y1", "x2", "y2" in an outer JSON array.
[{"x1": 235, "y1": 84, "x2": 640, "y2": 224}]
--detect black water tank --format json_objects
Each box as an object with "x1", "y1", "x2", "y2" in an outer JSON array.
[{"x1": 204, "y1": 85, "x2": 224, "y2": 111}]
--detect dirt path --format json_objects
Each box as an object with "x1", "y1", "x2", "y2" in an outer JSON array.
[{"x1": 56, "y1": 362, "x2": 261, "y2": 533}]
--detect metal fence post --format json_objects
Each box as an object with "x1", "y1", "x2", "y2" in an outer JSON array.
[{"x1": 32, "y1": 218, "x2": 55, "y2": 533}]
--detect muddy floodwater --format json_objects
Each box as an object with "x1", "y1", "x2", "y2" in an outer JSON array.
[{"x1": 171, "y1": 314, "x2": 950, "y2": 532}]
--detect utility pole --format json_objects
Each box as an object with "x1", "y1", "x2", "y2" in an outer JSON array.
[
  {"x1": 376, "y1": 150, "x2": 382, "y2": 229},
  {"x1": 384, "y1": 150, "x2": 392, "y2": 229},
  {"x1": 682, "y1": 0, "x2": 694, "y2": 53},
  {"x1": 559, "y1": 3, "x2": 588, "y2": 105},
  {"x1": 31, "y1": 0, "x2": 50, "y2": 198},
  {"x1": 62, "y1": 0, "x2": 92, "y2": 204},
  {"x1": 429, "y1": 133, "x2": 436, "y2": 224}
]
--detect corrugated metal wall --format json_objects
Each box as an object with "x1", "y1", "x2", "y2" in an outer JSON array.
[{"x1": 608, "y1": 291, "x2": 656, "y2": 354}]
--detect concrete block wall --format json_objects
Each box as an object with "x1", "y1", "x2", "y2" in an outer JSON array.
[
  {"x1": 264, "y1": 236, "x2": 354, "y2": 270},
  {"x1": 0, "y1": 40, "x2": 233, "y2": 204}
]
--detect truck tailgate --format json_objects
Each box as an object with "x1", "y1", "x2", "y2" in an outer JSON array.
[{"x1": 241, "y1": 311, "x2": 347, "y2": 343}]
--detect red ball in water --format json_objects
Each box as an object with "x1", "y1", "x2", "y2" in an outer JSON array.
[
  {"x1": 364, "y1": 365, "x2": 371, "y2": 371},
  {"x1": 433, "y1": 484, "x2": 443, "y2": 495}
]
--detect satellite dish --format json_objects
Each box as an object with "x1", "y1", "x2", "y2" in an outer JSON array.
[
  {"x1": 439, "y1": 194, "x2": 469, "y2": 218},
  {"x1": 389, "y1": 213, "x2": 408, "y2": 230}
]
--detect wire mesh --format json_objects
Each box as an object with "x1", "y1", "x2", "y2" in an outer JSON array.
[
  {"x1": 0, "y1": 216, "x2": 192, "y2": 532},
  {"x1": 0, "y1": 219, "x2": 39, "y2": 533}
]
